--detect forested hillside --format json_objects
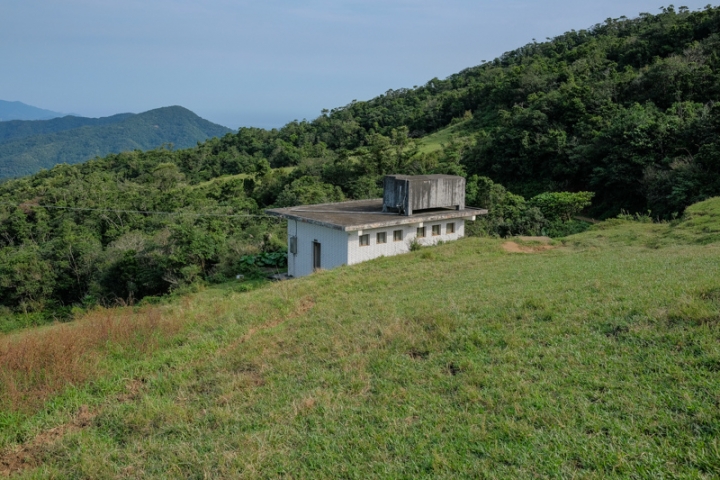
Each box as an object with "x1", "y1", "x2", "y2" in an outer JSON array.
[
  {"x1": 0, "y1": 106, "x2": 232, "y2": 179},
  {"x1": 2, "y1": 5, "x2": 720, "y2": 316},
  {"x1": 0, "y1": 113, "x2": 134, "y2": 143},
  {"x1": 207, "y1": 3, "x2": 720, "y2": 219}
]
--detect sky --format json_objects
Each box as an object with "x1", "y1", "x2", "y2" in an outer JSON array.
[{"x1": 0, "y1": 1, "x2": 715, "y2": 129}]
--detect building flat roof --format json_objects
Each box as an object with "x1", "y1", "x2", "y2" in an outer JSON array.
[
  {"x1": 266, "y1": 199, "x2": 487, "y2": 232},
  {"x1": 385, "y1": 174, "x2": 461, "y2": 181}
]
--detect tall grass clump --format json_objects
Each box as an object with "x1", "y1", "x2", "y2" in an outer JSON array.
[{"x1": 0, "y1": 307, "x2": 181, "y2": 412}]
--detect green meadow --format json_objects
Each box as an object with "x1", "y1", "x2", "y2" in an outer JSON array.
[
  {"x1": 416, "y1": 119, "x2": 475, "y2": 154},
  {"x1": 1, "y1": 199, "x2": 720, "y2": 478}
]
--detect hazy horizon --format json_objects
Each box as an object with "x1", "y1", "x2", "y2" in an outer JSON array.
[{"x1": 2, "y1": 1, "x2": 715, "y2": 130}]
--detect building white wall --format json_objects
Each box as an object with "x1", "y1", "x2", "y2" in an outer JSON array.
[
  {"x1": 347, "y1": 220, "x2": 465, "y2": 266},
  {"x1": 288, "y1": 220, "x2": 349, "y2": 277},
  {"x1": 288, "y1": 218, "x2": 465, "y2": 277},
  {"x1": 287, "y1": 219, "x2": 466, "y2": 277}
]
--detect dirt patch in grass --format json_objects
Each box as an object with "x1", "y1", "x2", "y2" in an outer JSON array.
[
  {"x1": 286, "y1": 296, "x2": 315, "y2": 320},
  {"x1": 516, "y1": 236, "x2": 553, "y2": 243},
  {"x1": 502, "y1": 241, "x2": 555, "y2": 253},
  {"x1": 116, "y1": 378, "x2": 147, "y2": 403},
  {"x1": 0, "y1": 405, "x2": 96, "y2": 477},
  {"x1": 0, "y1": 377, "x2": 147, "y2": 477}
]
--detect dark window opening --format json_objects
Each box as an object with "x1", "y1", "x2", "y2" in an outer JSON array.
[{"x1": 313, "y1": 241, "x2": 321, "y2": 270}]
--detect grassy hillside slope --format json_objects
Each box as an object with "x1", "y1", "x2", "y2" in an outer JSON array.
[
  {"x1": 0, "y1": 106, "x2": 232, "y2": 179},
  {"x1": 1, "y1": 199, "x2": 719, "y2": 478}
]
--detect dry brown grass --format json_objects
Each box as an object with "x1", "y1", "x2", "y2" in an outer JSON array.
[
  {"x1": 502, "y1": 241, "x2": 555, "y2": 253},
  {"x1": 0, "y1": 306, "x2": 181, "y2": 412}
]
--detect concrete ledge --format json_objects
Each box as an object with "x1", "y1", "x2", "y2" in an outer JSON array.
[{"x1": 267, "y1": 199, "x2": 487, "y2": 232}]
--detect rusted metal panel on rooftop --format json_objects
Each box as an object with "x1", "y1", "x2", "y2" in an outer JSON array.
[{"x1": 382, "y1": 174, "x2": 465, "y2": 216}]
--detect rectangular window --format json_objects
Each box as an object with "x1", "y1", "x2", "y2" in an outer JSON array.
[
  {"x1": 393, "y1": 230, "x2": 403, "y2": 242},
  {"x1": 446, "y1": 222, "x2": 455, "y2": 234},
  {"x1": 377, "y1": 232, "x2": 387, "y2": 244},
  {"x1": 359, "y1": 234, "x2": 369, "y2": 246},
  {"x1": 417, "y1": 227, "x2": 426, "y2": 238},
  {"x1": 432, "y1": 224, "x2": 441, "y2": 236}
]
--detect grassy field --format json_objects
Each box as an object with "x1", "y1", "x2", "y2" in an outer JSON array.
[
  {"x1": 1, "y1": 200, "x2": 720, "y2": 478},
  {"x1": 416, "y1": 119, "x2": 475, "y2": 154}
]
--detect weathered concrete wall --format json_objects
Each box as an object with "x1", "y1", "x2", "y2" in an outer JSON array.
[
  {"x1": 383, "y1": 175, "x2": 466, "y2": 215},
  {"x1": 382, "y1": 177, "x2": 409, "y2": 212}
]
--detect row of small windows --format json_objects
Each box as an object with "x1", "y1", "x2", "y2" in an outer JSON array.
[{"x1": 359, "y1": 223, "x2": 455, "y2": 246}]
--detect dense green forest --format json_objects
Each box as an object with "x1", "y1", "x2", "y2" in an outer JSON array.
[
  {"x1": 2, "y1": 5, "x2": 720, "y2": 318},
  {"x1": 0, "y1": 106, "x2": 231, "y2": 179}
]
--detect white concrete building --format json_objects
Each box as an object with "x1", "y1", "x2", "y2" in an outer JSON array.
[{"x1": 267, "y1": 175, "x2": 487, "y2": 278}]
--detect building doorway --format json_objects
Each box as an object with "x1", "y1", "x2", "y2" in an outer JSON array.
[{"x1": 312, "y1": 241, "x2": 321, "y2": 271}]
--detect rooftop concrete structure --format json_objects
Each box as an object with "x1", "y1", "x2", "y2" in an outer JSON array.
[
  {"x1": 383, "y1": 174, "x2": 466, "y2": 215},
  {"x1": 266, "y1": 198, "x2": 486, "y2": 231}
]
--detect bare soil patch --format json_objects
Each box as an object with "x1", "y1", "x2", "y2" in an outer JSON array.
[
  {"x1": 516, "y1": 236, "x2": 552, "y2": 243},
  {"x1": 1, "y1": 378, "x2": 146, "y2": 477},
  {"x1": 503, "y1": 239, "x2": 555, "y2": 253},
  {"x1": 0, "y1": 405, "x2": 96, "y2": 477}
]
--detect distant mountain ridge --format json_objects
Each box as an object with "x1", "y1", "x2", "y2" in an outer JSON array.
[
  {"x1": 0, "y1": 113, "x2": 135, "y2": 143},
  {"x1": 0, "y1": 106, "x2": 232, "y2": 179},
  {"x1": 0, "y1": 100, "x2": 65, "y2": 121}
]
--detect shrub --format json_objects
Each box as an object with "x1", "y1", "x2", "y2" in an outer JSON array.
[
  {"x1": 529, "y1": 191, "x2": 595, "y2": 222},
  {"x1": 545, "y1": 219, "x2": 593, "y2": 237},
  {"x1": 466, "y1": 175, "x2": 548, "y2": 237}
]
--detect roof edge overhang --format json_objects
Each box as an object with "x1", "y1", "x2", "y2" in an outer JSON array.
[{"x1": 266, "y1": 203, "x2": 488, "y2": 232}]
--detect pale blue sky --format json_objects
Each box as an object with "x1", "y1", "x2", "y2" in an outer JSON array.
[{"x1": 0, "y1": 1, "x2": 714, "y2": 129}]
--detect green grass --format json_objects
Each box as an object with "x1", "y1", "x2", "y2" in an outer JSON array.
[
  {"x1": 2, "y1": 200, "x2": 720, "y2": 478},
  {"x1": 566, "y1": 197, "x2": 720, "y2": 249},
  {"x1": 416, "y1": 119, "x2": 475, "y2": 154}
]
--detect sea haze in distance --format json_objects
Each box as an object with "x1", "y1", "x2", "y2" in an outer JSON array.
[{"x1": 1, "y1": 0, "x2": 716, "y2": 129}]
